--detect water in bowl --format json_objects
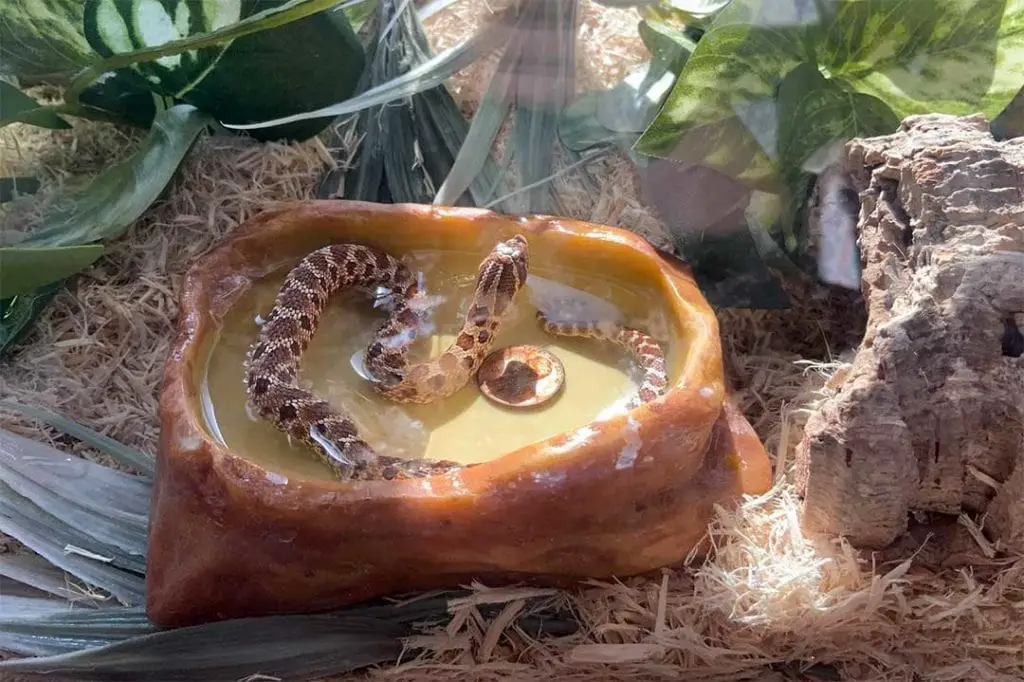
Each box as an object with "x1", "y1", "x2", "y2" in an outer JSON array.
[{"x1": 198, "y1": 248, "x2": 679, "y2": 481}]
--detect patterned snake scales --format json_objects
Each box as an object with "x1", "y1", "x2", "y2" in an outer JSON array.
[{"x1": 243, "y1": 235, "x2": 669, "y2": 480}]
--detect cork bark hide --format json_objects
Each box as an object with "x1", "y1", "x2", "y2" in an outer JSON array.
[{"x1": 795, "y1": 114, "x2": 1024, "y2": 550}]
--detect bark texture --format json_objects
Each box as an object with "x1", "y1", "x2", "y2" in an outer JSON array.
[{"x1": 796, "y1": 113, "x2": 1024, "y2": 550}]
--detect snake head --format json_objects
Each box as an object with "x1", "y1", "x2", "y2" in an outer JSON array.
[
  {"x1": 496, "y1": 234, "x2": 529, "y2": 266},
  {"x1": 477, "y1": 234, "x2": 529, "y2": 317},
  {"x1": 390, "y1": 261, "x2": 420, "y2": 300}
]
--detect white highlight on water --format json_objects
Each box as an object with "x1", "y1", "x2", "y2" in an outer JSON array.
[
  {"x1": 308, "y1": 425, "x2": 353, "y2": 467},
  {"x1": 199, "y1": 348, "x2": 228, "y2": 446}
]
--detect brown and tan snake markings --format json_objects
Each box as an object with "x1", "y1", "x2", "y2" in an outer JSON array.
[{"x1": 243, "y1": 234, "x2": 669, "y2": 481}]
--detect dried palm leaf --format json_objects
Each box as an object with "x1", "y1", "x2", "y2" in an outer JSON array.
[
  {"x1": 434, "y1": 0, "x2": 584, "y2": 214},
  {"x1": 318, "y1": 0, "x2": 511, "y2": 209},
  {"x1": 0, "y1": 414, "x2": 576, "y2": 680}
]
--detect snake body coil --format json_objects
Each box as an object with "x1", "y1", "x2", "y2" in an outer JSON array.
[{"x1": 244, "y1": 235, "x2": 669, "y2": 480}]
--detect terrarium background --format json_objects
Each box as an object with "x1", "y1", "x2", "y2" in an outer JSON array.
[{"x1": 1, "y1": 1, "x2": 1019, "y2": 680}]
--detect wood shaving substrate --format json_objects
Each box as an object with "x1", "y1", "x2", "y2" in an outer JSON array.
[{"x1": 1, "y1": 2, "x2": 1021, "y2": 680}]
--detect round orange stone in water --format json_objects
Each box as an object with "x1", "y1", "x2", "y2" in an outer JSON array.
[{"x1": 476, "y1": 345, "x2": 565, "y2": 408}]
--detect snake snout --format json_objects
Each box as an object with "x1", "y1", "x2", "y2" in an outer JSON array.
[{"x1": 496, "y1": 234, "x2": 529, "y2": 259}]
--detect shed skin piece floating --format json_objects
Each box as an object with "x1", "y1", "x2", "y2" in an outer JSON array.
[{"x1": 149, "y1": 200, "x2": 772, "y2": 628}]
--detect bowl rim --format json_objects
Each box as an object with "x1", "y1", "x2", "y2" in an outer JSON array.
[{"x1": 159, "y1": 199, "x2": 727, "y2": 501}]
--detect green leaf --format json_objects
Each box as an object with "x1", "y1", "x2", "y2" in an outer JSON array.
[
  {"x1": 559, "y1": 90, "x2": 625, "y2": 151},
  {"x1": 559, "y1": 18, "x2": 693, "y2": 156},
  {"x1": 557, "y1": 61, "x2": 678, "y2": 158},
  {"x1": 0, "y1": 176, "x2": 41, "y2": 203},
  {"x1": 0, "y1": 280, "x2": 63, "y2": 357},
  {"x1": 635, "y1": 0, "x2": 1024, "y2": 194},
  {"x1": 638, "y1": 17, "x2": 697, "y2": 72},
  {"x1": 0, "y1": 553, "x2": 85, "y2": 602},
  {"x1": 0, "y1": 596, "x2": 453, "y2": 662},
  {"x1": 744, "y1": 189, "x2": 801, "y2": 272},
  {"x1": 223, "y1": 10, "x2": 512, "y2": 130},
  {"x1": 0, "y1": 486, "x2": 147, "y2": 604},
  {"x1": 179, "y1": 0, "x2": 366, "y2": 142},
  {"x1": 599, "y1": 61, "x2": 682, "y2": 134},
  {"x1": 0, "y1": 80, "x2": 71, "y2": 129},
  {"x1": 77, "y1": 68, "x2": 159, "y2": 128},
  {"x1": 0, "y1": 104, "x2": 208, "y2": 355},
  {"x1": 635, "y1": 14, "x2": 803, "y2": 191},
  {"x1": 821, "y1": 0, "x2": 1024, "y2": 119},
  {"x1": 0, "y1": 245, "x2": 105, "y2": 299},
  {"x1": 0, "y1": 428, "x2": 150, "y2": 558},
  {"x1": 0, "y1": 0, "x2": 94, "y2": 85},
  {"x1": 82, "y1": 0, "x2": 241, "y2": 100},
  {"x1": 775, "y1": 62, "x2": 900, "y2": 243},
  {"x1": 66, "y1": 0, "x2": 369, "y2": 104},
  {"x1": 0, "y1": 591, "x2": 573, "y2": 680},
  {"x1": 21, "y1": 104, "x2": 211, "y2": 248},
  {"x1": 0, "y1": 425, "x2": 150, "y2": 603}
]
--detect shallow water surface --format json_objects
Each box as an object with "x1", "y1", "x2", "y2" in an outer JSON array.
[{"x1": 199, "y1": 248, "x2": 680, "y2": 481}]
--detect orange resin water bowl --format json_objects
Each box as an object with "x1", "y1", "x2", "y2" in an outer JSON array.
[{"x1": 149, "y1": 200, "x2": 771, "y2": 627}]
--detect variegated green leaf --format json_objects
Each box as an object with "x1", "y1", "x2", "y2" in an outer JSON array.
[
  {"x1": 775, "y1": 61, "x2": 900, "y2": 242},
  {"x1": 557, "y1": 58, "x2": 683, "y2": 156},
  {"x1": 822, "y1": 0, "x2": 1024, "y2": 119},
  {"x1": 635, "y1": 0, "x2": 1024, "y2": 194},
  {"x1": 635, "y1": 17, "x2": 804, "y2": 191},
  {"x1": 67, "y1": 0, "x2": 367, "y2": 104},
  {"x1": 596, "y1": 21, "x2": 694, "y2": 135},
  {"x1": 83, "y1": 0, "x2": 241, "y2": 99},
  {"x1": 557, "y1": 18, "x2": 693, "y2": 157},
  {"x1": 178, "y1": 0, "x2": 366, "y2": 142},
  {"x1": 0, "y1": 0, "x2": 93, "y2": 85}
]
